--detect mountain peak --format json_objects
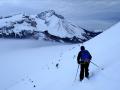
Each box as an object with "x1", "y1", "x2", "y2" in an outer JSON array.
[
  {"x1": 0, "y1": 10, "x2": 101, "y2": 43},
  {"x1": 37, "y1": 10, "x2": 64, "y2": 20}
]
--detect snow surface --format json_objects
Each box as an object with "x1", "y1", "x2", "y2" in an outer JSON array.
[
  {"x1": 0, "y1": 14, "x2": 23, "y2": 27},
  {"x1": 0, "y1": 22, "x2": 120, "y2": 90}
]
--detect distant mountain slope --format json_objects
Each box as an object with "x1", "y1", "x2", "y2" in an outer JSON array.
[{"x1": 0, "y1": 10, "x2": 102, "y2": 43}]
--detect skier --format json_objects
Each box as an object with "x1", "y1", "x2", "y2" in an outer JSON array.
[{"x1": 77, "y1": 46, "x2": 92, "y2": 81}]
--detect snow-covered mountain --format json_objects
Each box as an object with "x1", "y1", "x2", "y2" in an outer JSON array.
[
  {"x1": 0, "y1": 10, "x2": 102, "y2": 43},
  {"x1": 0, "y1": 22, "x2": 120, "y2": 90}
]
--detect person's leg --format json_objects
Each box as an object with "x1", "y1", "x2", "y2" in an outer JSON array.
[
  {"x1": 85, "y1": 63, "x2": 89, "y2": 78},
  {"x1": 80, "y1": 63, "x2": 84, "y2": 81}
]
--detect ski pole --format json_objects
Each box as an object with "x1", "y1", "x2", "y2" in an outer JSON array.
[
  {"x1": 74, "y1": 65, "x2": 79, "y2": 81},
  {"x1": 91, "y1": 61, "x2": 104, "y2": 70}
]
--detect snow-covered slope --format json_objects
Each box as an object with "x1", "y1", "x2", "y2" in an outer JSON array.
[
  {"x1": 0, "y1": 22, "x2": 120, "y2": 90},
  {"x1": 0, "y1": 10, "x2": 101, "y2": 43}
]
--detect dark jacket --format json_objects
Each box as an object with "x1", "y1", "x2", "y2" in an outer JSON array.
[{"x1": 77, "y1": 50, "x2": 92, "y2": 64}]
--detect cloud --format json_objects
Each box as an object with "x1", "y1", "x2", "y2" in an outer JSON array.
[
  {"x1": 0, "y1": 0, "x2": 21, "y2": 5},
  {"x1": 0, "y1": 0, "x2": 120, "y2": 30}
]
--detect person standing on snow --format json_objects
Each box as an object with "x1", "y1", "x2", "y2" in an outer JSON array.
[{"x1": 77, "y1": 46, "x2": 92, "y2": 81}]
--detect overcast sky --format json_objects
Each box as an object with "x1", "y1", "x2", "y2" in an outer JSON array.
[{"x1": 0, "y1": 0, "x2": 120, "y2": 30}]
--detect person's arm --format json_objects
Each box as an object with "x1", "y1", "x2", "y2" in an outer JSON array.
[
  {"x1": 88, "y1": 51, "x2": 92, "y2": 60},
  {"x1": 77, "y1": 51, "x2": 81, "y2": 64},
  {"x1": 90, "y1": 54, "x2": 92, "y2": 60}
]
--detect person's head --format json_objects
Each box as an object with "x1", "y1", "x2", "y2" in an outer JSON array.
[{"x1": 81, "y1": 46, "x2": 85, "y2": 51}]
